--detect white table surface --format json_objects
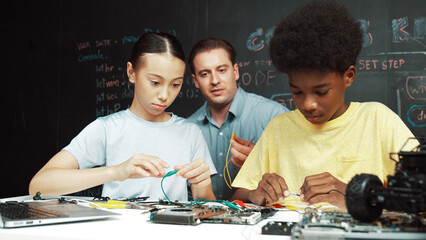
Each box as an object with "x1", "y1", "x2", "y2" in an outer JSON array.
[{"x1": 0, "y1": 196, "x2": 300, "y2": 240}]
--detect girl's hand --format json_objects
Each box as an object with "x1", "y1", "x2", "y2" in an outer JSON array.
[
  {"x1": 114, "y1": 154, "x2": 169, "y2": 181},
  {"x1": 174, "y1": 158, "x2": 211, "y2": 187},
  {"x1": 175, "y1": 158, "x2": 214, "y2": 200}
]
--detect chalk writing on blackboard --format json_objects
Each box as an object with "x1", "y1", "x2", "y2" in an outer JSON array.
[
  {"x1": 392, "y1": 16, "x2": 426, "y2": 44},
  {"x1": 400, "y1": 75, "x2": 426, "y2": 128},
  {"x1": 246, "y1": 18, "x2": 374, "y2": 52},
  {"x1": 78, "y1": 49, "x2": 108, "y2": 62},
  {"x1": 408, "y1": 105, "x2": 426, "y2": 127},
  {"x1": 75, "y1": 37, "x2": 129, "y2": 117},
  {"x1": 393, "y1": 17, "x2": 410, "y2": 43},
  {"x1": 246, "y1": 27, "x2": 275, "y2": 52},
  {"x1": 414, "y1": 17, "x2": 426, "y2": 39},
  {"x1": 358, "y1": 52, "x2": 426, "y2": 72},
  {"x1": 73, "y1": 28, "x2": 177, "y2": 118},
  {"x1": 239, "y1": 69, "x2": 277, "y2": 87},
  {"x1": 121, "y1": 28, "x2": 177, "y2": 45},
  {"x1": 177, "y1": 75, "x2": 201, "y2": 99},
  {"x1": 270, "y1": 93, "x2": 296, "y2": 110},
  {"x1": 406, "y1": 76, "x2": 426, "y2": 100},
  {"x1": 358, "y1": 19, "x2": 373, "y2": 48}
]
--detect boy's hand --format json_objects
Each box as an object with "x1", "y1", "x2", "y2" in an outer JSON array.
[
  {"x1": 175, "y1": 158, "x2": 211, "y2": 187},
  {"x1": 114, "y1": 154, "x2": 168, "y2": 181},
  {"x1": 230, "y1": 136, "x2": 255, "y2": 168},
  {"x1": 299, "y1": 172, "x2": 347, "y2": 208},
  {"x1": 250, "y1": 173, "x2": 289, "y2": 205}
]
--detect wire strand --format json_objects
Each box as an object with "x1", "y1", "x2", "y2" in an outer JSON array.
[
  {"x1": 161, "y1": 170, "x2": 178, "y2": 203},
  {"x1": 223, "y1": 138, "x2": 233, "y2": 189}
]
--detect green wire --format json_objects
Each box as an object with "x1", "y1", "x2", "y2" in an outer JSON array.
[
  {"x1": 161, "y1": 170, "x2": 239, "y2": 210},
  {"x1": 161, "y1": 170, "x2": 178, "y2": 202},
  {"x1": 185, "y1": 198, "x2": 240, "y2": 210}
]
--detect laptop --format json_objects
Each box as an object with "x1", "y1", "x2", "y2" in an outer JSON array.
[{"x1": 0, "y1": 199, "x2": 120, "y2": 228}]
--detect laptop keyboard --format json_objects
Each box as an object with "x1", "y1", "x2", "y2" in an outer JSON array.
[{"x1": 0, "y1": 202, "x2": 68, "y2": 219}]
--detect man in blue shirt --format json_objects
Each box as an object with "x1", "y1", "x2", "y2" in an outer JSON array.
[{"x1": 187, "y1": 38, "x2": 289, "y2": 200}]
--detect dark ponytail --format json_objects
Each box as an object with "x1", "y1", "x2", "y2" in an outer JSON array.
[{"x1": 129, "y1": 32, "x2": 185, "y2": 70}]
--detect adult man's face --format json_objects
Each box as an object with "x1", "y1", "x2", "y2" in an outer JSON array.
[{"x1": 192, "y1": 48, "x2": 239, "y2": 109}]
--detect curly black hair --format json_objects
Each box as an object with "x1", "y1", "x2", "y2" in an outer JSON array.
[{"x1": 270, "y1": 0, "x2": 363, "y2": 74}]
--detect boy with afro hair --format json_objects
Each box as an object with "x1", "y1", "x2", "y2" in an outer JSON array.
[{"x1": 231, "y1": 0, "x2": 416, "y2": 209}]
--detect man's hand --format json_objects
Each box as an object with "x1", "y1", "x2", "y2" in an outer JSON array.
[
  {"x1": 299, "y1": 172, "x2": 347, "y2": 208},
  {"x1": 249, "y1": 173, "x2": 289, "y2": 205},
  {"x1": 230, "y1": 136, "x2": 255, "y2": 168}
]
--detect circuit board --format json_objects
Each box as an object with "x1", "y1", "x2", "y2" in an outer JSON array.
[
  {"x1": 291, "y1": 210, "x2": 426, "y2": 239},
  {"x1": 150, "y1": 204, "x2": 276, "y2": 225}
]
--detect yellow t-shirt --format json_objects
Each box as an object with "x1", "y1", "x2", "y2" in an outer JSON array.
[{"x1": 232, "y1": 102, "x2": 416, "y2": 205}]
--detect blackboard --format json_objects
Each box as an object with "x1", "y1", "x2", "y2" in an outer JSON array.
[
  {"x1": 206, "y1": 0, "x2": 426, "y2": 135},
  {"x1": 58, "y1": 0, "x2": 208, "y2": 148},
  {"x1": 58, "y1": 0, "x2": 426, "y2": 147},
  {"x1": 3, "y1": 0, "x2": 426, "y2": 198}
]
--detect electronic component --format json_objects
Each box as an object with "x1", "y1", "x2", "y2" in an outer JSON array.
[
  {"x1": 291, "y1": 209, "x2": 426, "y2": 239},
  {"x1": 150, "y1": 204, "x2": 275, "y2": 226},
  {"x1": 150, "y1": 208, "x2": 204, "y2": 225},
  {"x1": 200, "y1": 208, "x2": 261, "y2": 225},
  {"x1": 346, "y1": 136, "x2": 426, "y2": 222},
  {"x1": 261, "y1": 221, "x2": 296, "y2": 235}
]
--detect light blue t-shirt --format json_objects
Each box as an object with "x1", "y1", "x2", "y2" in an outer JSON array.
[
  {"x1": 188, "y1": 87, "x2": 288, "y2": 200},
  {"x1": 64, "y1": 109, "x2": 216, "y2": 201}
]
